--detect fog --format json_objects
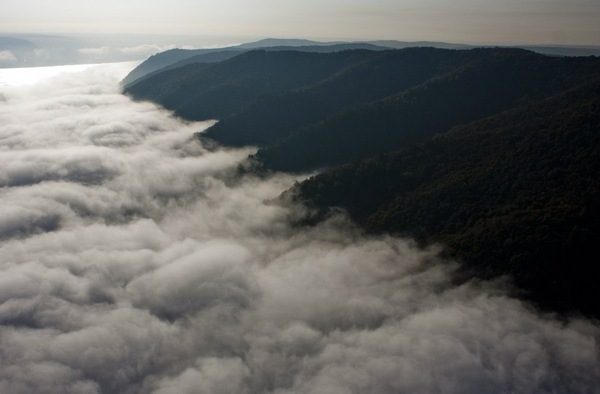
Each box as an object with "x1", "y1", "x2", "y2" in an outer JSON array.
[
  {"x1": 0, "y1": 64, "x2": 598, "y2": 394},
  {"x1": 0, "y1": 33, "x2": 241, "y2": 68}
]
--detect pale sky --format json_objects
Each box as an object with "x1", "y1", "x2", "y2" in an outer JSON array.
[{"x1": 2, "y1": 0, "x2": 599, "y2": 45}]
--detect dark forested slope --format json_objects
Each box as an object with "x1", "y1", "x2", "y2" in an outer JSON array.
[
  {"x1": 126, "y1": 47, "x2": 600, "y2": 173},
  {"x1": 291, "y1": 80, "x2": 600, "y2": 317},
  {"x1": 253, "y1": 49, "x2": 600, "y2": 171},
  {"x1": 202, "y1": 48, "x2": 467, "y2": 147},
  {"x1": 125, "y1": 49, "x2": 386, "y2": 121}
]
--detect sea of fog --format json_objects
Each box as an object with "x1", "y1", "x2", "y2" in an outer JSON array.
[{"x1": 0, "y1": 63, "x2": 598, "y2": 393}]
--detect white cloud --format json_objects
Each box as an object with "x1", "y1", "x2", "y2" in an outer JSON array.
[
  {"x1": 152, "y1": 357, "x2": 250, "y2": 394},
  {"x1": 0, "y1": 50, "x2": 17, "y2": 63},
  {"x1": 78, "y1": 44, "x2": 179, "y2": 61},
  {"x1": 117, "y1": 44, "x2": 177, "y2": 56},
  {"x1": 0, "y1": 62, "x2": 598, "y2": 394},
  {"x1": 78, "y1": 46, "x2": 112, "y2": 57}
]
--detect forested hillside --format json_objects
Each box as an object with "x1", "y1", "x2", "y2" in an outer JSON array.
[
  {"x1": 203, "y1": 48, "x2": 465, "y2": 147},
  {"x1": 291, "y1": 80, "x2": 600, "y2": 317},
  {"x1": 125, "y1": 49, "x2": 387, "y2": 121},
  {"x1": 126, "y1": 47, "x2": 600, "y2": 173},
  {"x1": 253, "y1": 49, "x2": 600, "y2": 171}
]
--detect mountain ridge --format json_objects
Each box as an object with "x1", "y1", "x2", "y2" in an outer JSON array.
[{"x1": 121, "y1": 38, "x2": 600, "y2": 88}]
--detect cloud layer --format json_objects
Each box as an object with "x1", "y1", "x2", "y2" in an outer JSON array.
[
  {"x1": 0, "y1": 50, "x2": 17, "y2": 64},
  {"x1": 0, "y1": 64, "x2": 599, "y2": 394}
]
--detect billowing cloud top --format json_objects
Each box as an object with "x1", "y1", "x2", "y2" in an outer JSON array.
[{"x1": 0, "y1": 64, "x2": 598, "y2": 393}]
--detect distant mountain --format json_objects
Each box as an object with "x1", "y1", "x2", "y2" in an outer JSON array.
[
  {"x1": 236, "y1": 38, "x2": 336, "y2": 48},
  {"x1": 369, "y1": 40, "x2": 475, "y2": 50},
  {"x1": 121, "y1": 48, "x2": 244, "y2": 87},
  {"x1": 120, "y1": 47, "x2": 244, "y2": 87},
  {"x1": 122, "y1": 38, "x2": 600, "y2": 89},
  {"x1": 0, "y1": 36, "x2": 37, "y2": 50},
  {"x1": 519, "y1": 45, "x2": 600, "y2": 57},
  {"x1": 0, "y1": 36, "x2": 37, "y2": 66},
  {"x1": 290, "y1": 79, "x2": 600, "y2": 317}
]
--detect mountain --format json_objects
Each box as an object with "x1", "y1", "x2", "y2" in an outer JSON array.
[
  {"x1": 120, "y1": 38, "x2": 418, "y2": 87},
  {"x1": 0, "y1": 36, "x2": 37, "y2": 51},
  {"x1": 121, "y1": 49, "x2": 244, "y2": 88},
  {"x1": 121, "y1": 41, "x2": 392, "y2": 88},
  {"x1": 201, "y1": 48, "x2": 462, "y2": 148},
  {"x1": 127, "y1": 47, "x2": 600, "y2": 173},
  {"x1": 519, "y1": 45, "x2": 600, "y2": 57},
  {"x1": 290, "y1": 79, "x2": 600, "y2": 317},
  {"x1": 236, "y1": 38, "x2": 335, "y2": 48},
  {"x1": 125, "y1": 45, "x2": 600, "y2": 316},
  {"x1": 252, "y1": 49, "x2": 600, "y2": 172},
  {"x1": 0, "y1": 36, "x2": 37, "y2": 66},
  {"x1": 122, "y1": 38, "x2": 600, "y2": 89},
  {"x1": 120, "y1": 47, "x2": 243, "y2": 87},
  {"x1": 369, "y1": 40, "x2": 475, "y2": 50},
  {"x1": 125, "y1": 49, "x2": 392, "y2": 121}
]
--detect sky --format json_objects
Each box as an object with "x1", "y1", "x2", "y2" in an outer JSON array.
[
  {"x1": 1, "y1": 0, "x2": 600, "y2": 46},
  {"x1": 0, "y1": 62, "x2": 598, "y2": 393}
]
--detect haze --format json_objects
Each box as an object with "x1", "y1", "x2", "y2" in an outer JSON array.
[{"x1": 2, "y1": 0, "x2": 599, "y2": 46}]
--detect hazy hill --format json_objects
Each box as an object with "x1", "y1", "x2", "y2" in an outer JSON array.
[
  {"x1": 519, "y1": 45, "x2": 600, "y2": 57},
  {"x1": 0, "y1": 36, "x2": 37, "y2": 66},
  {"x1": 291, "y1": 80, "x2": 600, "y2": 317},
  {"x1": 369, "y1": 40, "x2": 475, "y2": 50},
  {"x1": 236, "y1": 38, "x2": 335, "y2": 48},
  {"x1": 121, "y1": 49, "x2": 244, "y2": 87},
  {"x1": 0, "y1": 36, "x2": 37, "y2": 50},
  {"x1": 120, "y1": 47, "x2": 242, "y2": 87}
]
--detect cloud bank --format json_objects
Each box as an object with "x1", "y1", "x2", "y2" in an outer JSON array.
[
  {"x1": 0, "y1": 64, "x2": 598, "y2": 394},
  {"x1": 0, "y1": 50, "x2": 17, "y2": 63},
  {"x1": 77, "y1": 45, "x2": 186, "y2": 62}
]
